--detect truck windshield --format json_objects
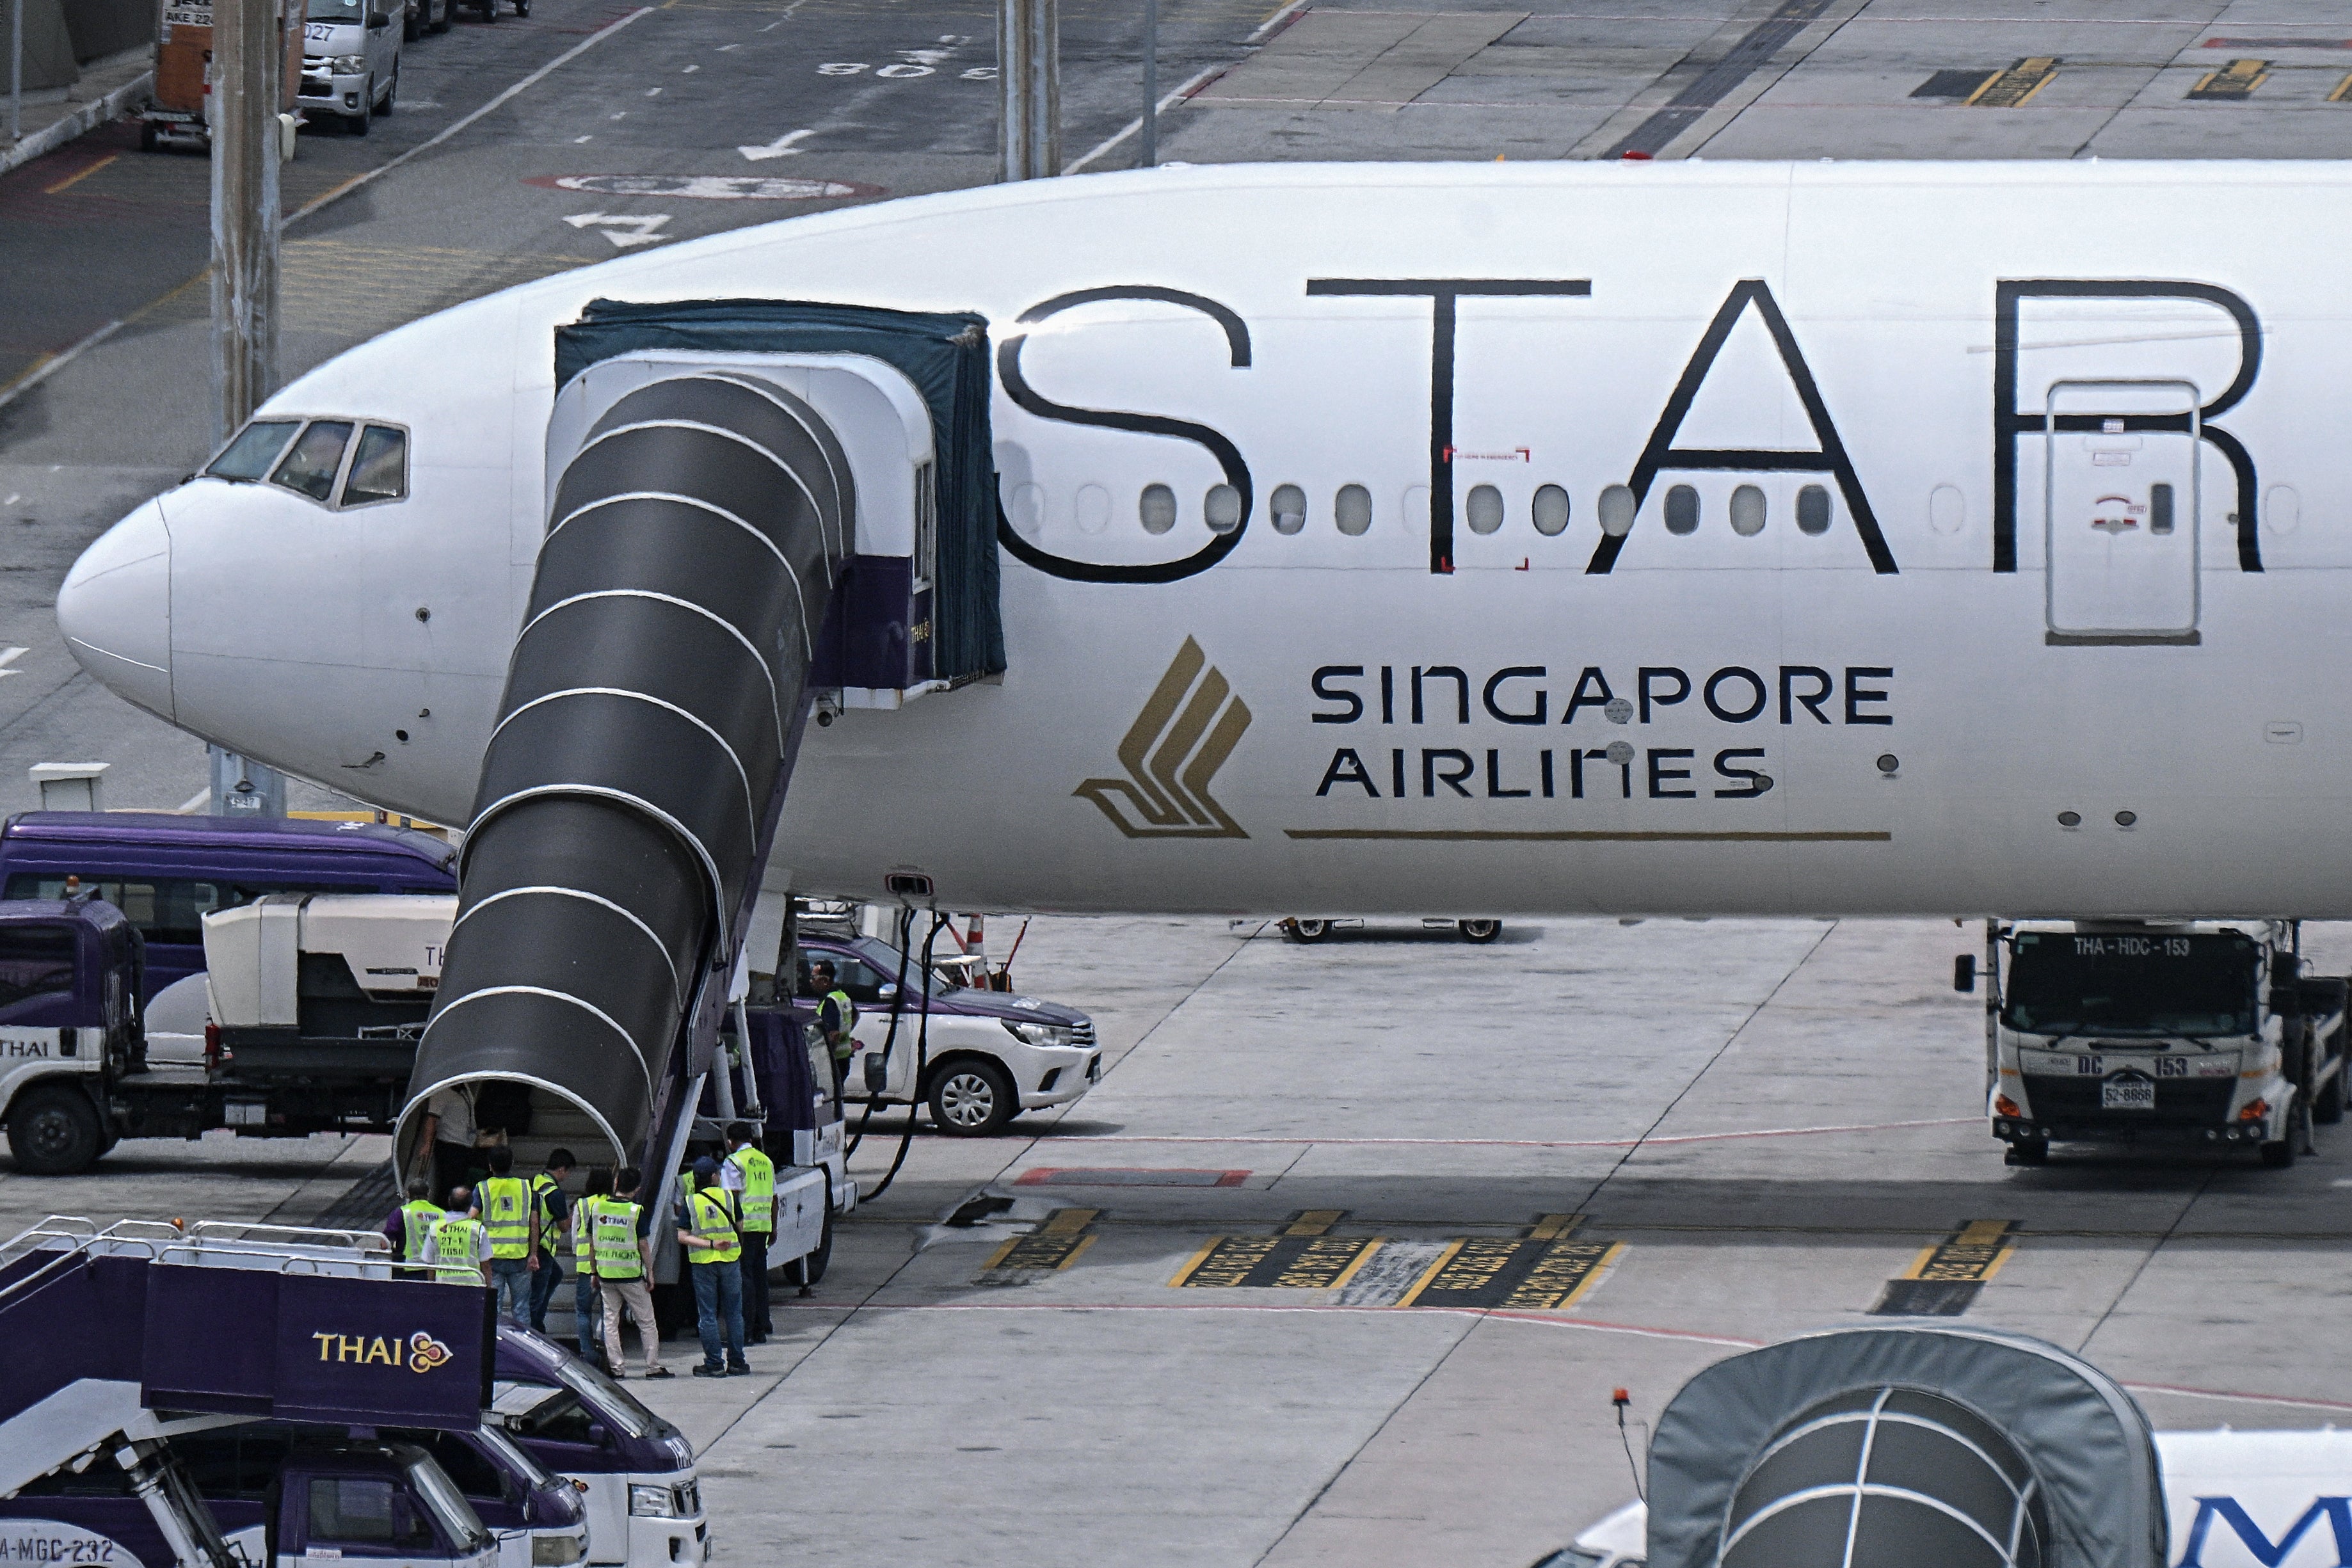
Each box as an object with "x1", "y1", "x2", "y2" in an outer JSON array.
[
  {"x1": 2003, "y1": 931, "x2": 2259, "y2": 1037},
  {"x1": 557, "y1": 1357, "x2": 656, "y2": 1439},
  {"x1": 405, "y1": 1459, "x2": 492, "y2": 1555},
  {"x1": 305, "y1": 0, "x2": 366, "y2": 19}
]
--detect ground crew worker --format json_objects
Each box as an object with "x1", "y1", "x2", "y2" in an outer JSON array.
[
  {"x1": 527, "y1": 1148, "x2": 574, "y2": 1335},
  {"x1": 721, "y1": 1123, "x2": 775, "y2": 1343},
  {"x1": 594, "y1": 1166, "x2": 668, "y2": 1380},
  {"x1": 475, "y1": 1146, "x2": 533, "y2": 1325},
  {"x1": 812, "y1": 961, "x2": 856, "y2": 1095},
  {"x1": 386, "y1": 1177, "x2": 441, "y2": 1269},
  {"x1": 677, "y1": 1155, "x2": 748, "y2": 1377},
  {"x1": 572, "y1": 1169, "x2": 611, "y2": 1360},
  {"x1": 429, "y1": 1187, "x2": 490, "y2": 1284}
]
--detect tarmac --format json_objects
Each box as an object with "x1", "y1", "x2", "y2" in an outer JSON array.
[
  {"x1": 10, "y1": 913, "x2": 2352, "y2": 1567},
  {"x1": 12, "y1": 2, "x2": 2352, "y2": 1563}
]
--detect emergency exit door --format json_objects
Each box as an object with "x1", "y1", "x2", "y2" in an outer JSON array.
[{"x1": 2045, "y1": 381, "x2": 2199, "y2": 645}]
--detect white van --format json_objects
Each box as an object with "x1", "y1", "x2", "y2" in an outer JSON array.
[{"x1": 298, "y1": 0, "x2": 401, "y2": 134}]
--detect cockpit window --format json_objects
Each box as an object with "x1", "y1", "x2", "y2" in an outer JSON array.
[
  {"x1": 206, "y1": 420, "x2": 301, "y2": 483},
  {"x1": 270, "y1": 420, "x2": 353, "y2": 502},
  {"x1": 341, "y1": 424, "x2": 408, "y2": 506}
]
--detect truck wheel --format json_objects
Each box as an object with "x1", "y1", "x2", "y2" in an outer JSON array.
[
  {"x1": 2261, "y1": 1133, "x2": 2298, "y2": 1168},
  {"x1": 792, "y1": 1194, "x2": 833, "y2": 1287},
  {"x1": 8, "y1": 1086, "x2": 104, "y2": 1174},
  {"x1": 927, "y1": 1060, "x2": 1016, "y2": 1137},
  {"x1": 139, "y1": 120, "x2": 159, "y2": 152},
  {"x1": 2003, "y1": 1137, "x2": 2047, "y2": 1167},
  {"x1": 1458, "y1": 919, "x2": 1501, "y2": 944},
  {"x1": 379, "y1": 63, "x2": 396, "y2": 113},
  {"x1": 1285, "y1": 919, "x2": 1330, "y2": 944}
]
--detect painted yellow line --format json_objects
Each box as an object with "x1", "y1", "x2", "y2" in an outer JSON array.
[
  {"x1": 1901, "y1": 1219, "x2": 2017, "y2": 1283},
  {"x1": 1325, "y1": 1239, "x2": 1384, "y2": 1293},
  {"x1": 1529, "y1": 1213, "x2": 1583, "y2": 1240},
  {"x1": 1393, "y1": 1239, "x2": 1466, "y2": 1309},
  {"x1": 1285, "y1": 1210, "x2": 1346, "y2": 1236},
  {"x1": 1968, "y1": 57, "x2": 2058, "y2": 108},
  {"x1": 980, "y1": 1235, "x2": 1023, "y2": 1271},
  {"x1": 1284, "y1": 829, "x2": 1892, "y2": 844},
  {"x1": 1040, "y1": 1207, "x2": 1098, "y2": 1236},
  {"x1": 1167, "y1": 1237, "x2": 1222, "y2": 1288},
  {"x1": 2332, "y1": 72, "x2": 2352, "y2": 103},
  {"x1": 0, "y1": 353, "x2": 54, "y2": 401},
  {"x1": 44, "y1": 153, "x2": 118, "y2": 195}
]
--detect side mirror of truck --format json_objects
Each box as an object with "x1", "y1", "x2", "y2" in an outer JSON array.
[
  {"x1": 876, "y1": 983, "x2": 898, "y2": 1003},
  {"x1": 586, "y1": 1422, "x2": 612, "y2": 1448},
  {"x1": 1953, "y1": 954, "x2": 1976, "y2": 994}
]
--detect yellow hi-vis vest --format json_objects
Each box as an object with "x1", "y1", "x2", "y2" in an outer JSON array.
[
  {"x1": 683, "y1": 1186, "x2": 741, "y2": 1266},
  {"x1": 572, "y1": 1199, "x2": 595, "y2": 1265},
  {"x1": 590, "y1": 1197, "x2": 645, "y2": 1281},
  {"x1": 479, "y1": 1176, "x2": 531, "y2": 1260},
  {"x1": 824, "y1": 989, "x2": 857, "y2": 1060},
  {"x1": 430, "y1": 1215, "x2": 486, "y2": 1282},
  {"x1": 399, "y1": 1199, "x2": 441, "y2": 1262},
  {"x1": 530, "y1": 1172, "x2": 564, "y2": 1252},
  {"x1": 726, "y1": 1145, "x2": 775, "y2": 1233}
]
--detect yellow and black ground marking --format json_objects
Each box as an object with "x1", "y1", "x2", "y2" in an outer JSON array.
[
  {"x1": 1869, "y1": 1220, "x2": 2017, "y2": 1316},
  {"x1": 977, "y1": 1208, "x2": 1098, "y2": 1283},
  {"x1": 2330, "y1": 74, "x2": 2352, "y2": 104},
  {"x1": 1284, "y1": 1210, "x2": 1347, "y2": 1236},
  {"x1": 2189, "y1": 59, "x2": 2269, "y2": 100},
  {"x1": 1395, "y1": 1215, "x2": 1624, "y2": 1311},
  {"x1": 1170, "y1": 1229, "x2": 1382, "y2": 1290},
  {"x1": 1967, "y1": 58, "x2": 2060, "y2": 108}
]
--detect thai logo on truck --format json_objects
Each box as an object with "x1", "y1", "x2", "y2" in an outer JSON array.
[
  {"x1": 310, "y1": 1330, "x2": 454, "y2": 1373},
  {"x1": 1076, "y1": 637, "x2": 1251, "y2": 839}
]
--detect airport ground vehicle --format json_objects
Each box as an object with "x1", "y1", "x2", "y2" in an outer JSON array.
[
  {"x1": 493, "y1": 1328, "x2": 707, "y2": 1567},
  {"x1": 139, "y1": 0, "x2": 305, "y2": 151},
  {"x1": 1969, "y1": 920, "x2": 2346, "y2": 1167},
  {"x1": 0, "y1": 1216, "x2": 499, "y2": 1568},
  {"x1": 1281, "y1": 917, "x2": 1503, "y2": 945},
  {"x1": 0, "y1": 892, "x2": 456, "y2": 1172},
  {"x1": 0, "y1": 809, "x2": 456, "y2": 1007},
  {"x1": 297, "y1": 0, "x2": 402, "y2": 132},
  {"x1": 792, "y1": 932, "x2": 1098, "y2": 1136}
]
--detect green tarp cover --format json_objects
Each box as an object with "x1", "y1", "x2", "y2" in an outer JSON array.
[{"x1": 556, "y1": 297, "x2": 1005, "y2": 681}]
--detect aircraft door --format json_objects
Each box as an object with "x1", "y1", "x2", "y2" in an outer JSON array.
[{"x1": 2044, "y1": 380, "x2": 2199, "y2": 645}]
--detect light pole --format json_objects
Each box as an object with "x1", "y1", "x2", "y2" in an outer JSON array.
[
  {"x1": 1140, "y1": 0, "x2": 1156, "y2": 168},
  {"x1": 209, "y1": 0, "x2": 280, "y2": 442},
  {"x1": 997, "y1": 0, "x2": 1058, "y2": 180}
]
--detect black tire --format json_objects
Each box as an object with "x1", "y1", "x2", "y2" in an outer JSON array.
[
  {"x1": 927, "y1": 1059, "x2": 1016, "y2": 1137},
  {"x1": 139, "y1": 120, "x2": 160, "y2": 152},
  {"x1": 428, "y1": 0, "x2": 450, "y2": 33},
  {"x1": 8, "y1": 1085, "x2": 104, "y2": 1174},
  {"x1": 481, "y1": 0, "x2": 497, "y2": 23},
  {"x1": 2262, "y1": 1132, "x2": 2298, "y2": 1168},
  {"x1": 379, "y1": 62, "x2": 396, "y2": 113},
  {"x1": 2003, "y1": 1137, "x2": 2048, "y2": 1167},
  {"x1": 402, "y1": 1, "x2": 418, "y2": 40},
  {"x1": 792, "y1": 1193, "x2": 834, "y2": 1287},
  {"x1": 1285, "y1": 919, "x2": 1330, "y2": 944},
  {"x1": 1458, "y1": 919, "x2": 1501, "y2": 944}
]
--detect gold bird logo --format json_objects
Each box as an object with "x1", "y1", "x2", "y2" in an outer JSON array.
[{"x1": 1075, "y1": 637, "x2": 1251, "y2": 839}]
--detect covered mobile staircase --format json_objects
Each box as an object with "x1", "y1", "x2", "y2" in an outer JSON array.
[{"x1": 395, "y1": 301, "x2": 1003, "y2": 1219}]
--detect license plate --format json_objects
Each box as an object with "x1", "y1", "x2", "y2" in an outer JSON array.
[{"x1": 2102, "y1": 1075, "x2": 2156, "y2": 1111}]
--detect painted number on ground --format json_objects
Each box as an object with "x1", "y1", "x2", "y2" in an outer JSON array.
[
  {"x1": 1396, "y1": 1238, "x2": 1625, "y2": 1310},
  {"x1": 1171, "y1": 1235, "x2": 1379, "y2": 1290}
]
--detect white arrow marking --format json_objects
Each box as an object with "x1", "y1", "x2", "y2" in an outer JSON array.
[
  {"x1": 562, "y1": 211, "x2": 674, "y2": 247},
  {"x1": 738, "y1": 127, "x2": 815, "y2": 161},
  {"x1": 0, "y1": 647, "x2": 28, "y2": 680}
]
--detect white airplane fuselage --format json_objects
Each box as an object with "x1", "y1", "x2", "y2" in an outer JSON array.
[{"x1": 59, "y1": 161, "x2": 2352, "y2": 918}]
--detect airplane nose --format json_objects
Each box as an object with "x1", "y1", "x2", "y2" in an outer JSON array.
[{"x1": 58, "y1": 498, "x2": 173, "y2": 722}]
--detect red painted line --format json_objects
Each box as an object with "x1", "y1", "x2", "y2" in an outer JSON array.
[
  {"x1": 1015, "y1": 1167, "x2": 1250, "y2": 1187},
  {"x1": 1049, "y1": 1117, "x2": 1976, "y2": 1151}
]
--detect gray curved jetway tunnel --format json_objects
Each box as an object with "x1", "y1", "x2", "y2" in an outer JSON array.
[{"x1": 394, "y1": 301, "x2": 1002, "y2": 1185}]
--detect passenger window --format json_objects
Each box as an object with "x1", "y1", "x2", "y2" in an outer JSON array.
[
  {"x1": 1204, "y1": 483, "x2": 1242, "y2": 534},
  {"x1": 1073, "y1": 483, "x2": 1111, "y2": 536},
  {"x1": 1796, "y1": 484, "x2": 1832, "y2": 535},
  {"x1": 1464, "y1": 484, "x2": 1504, "y2": 536},
  {"x1": 270, "y1": 421, "x2": 354, "y2": 503},
  {"x1": 1598, "y1": 485, "x2": 1635, "y2": 538},
  {"x1": 1334, "y1": 484, "x2": 1372, "y2": 536},
  {"x1": 307, "y1": 1477, "x2": 431, "y2": 1549},
  {"x1": 1664, "y1": 484, "x2": 1700, "y2": 536},
  {"x1": 1532, "y1": 485, "x2": 1571, "y2": 536},
  {"x1": 206, "y1": 420, "x2": 302, "y2": 483},
  {"x1": 1270, "y1": 484, "x2": 1306, "y2": 535},
  {"x1": 1729, "y1": 484, "x2": 1766, "y2": 537},
  {"x1": 340, "y1": 425, "x2": 408, "y2": 507},
  {"x1": 1139, "y1": 484, "x2": 1178, "y2": 535},
  {"x1": 4, "y1": 876, "x2": 227, "y2": 947},
  {"x1": 0, "y1": 927, "x2": 76, "y2": 1014}
]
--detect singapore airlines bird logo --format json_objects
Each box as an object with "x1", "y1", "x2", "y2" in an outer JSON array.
[{"x1": 1076, "y1": 638, "x2": 1251, "y2": 839}]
